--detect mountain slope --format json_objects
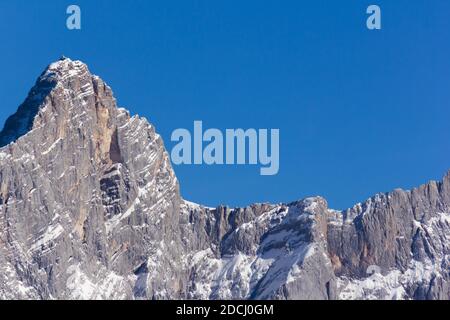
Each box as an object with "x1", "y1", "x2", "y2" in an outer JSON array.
[{"x1": 0, "y1": 58, "x2": 448, "y2": 300}]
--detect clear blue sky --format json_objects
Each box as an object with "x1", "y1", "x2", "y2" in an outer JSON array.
[{"x1": 1, "y1": 1, "x2": 449, "y2": 209}]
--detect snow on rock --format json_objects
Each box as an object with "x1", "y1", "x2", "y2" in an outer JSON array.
[{"x1": 0, "y1": 57, "x2": 449, "y2": 300}]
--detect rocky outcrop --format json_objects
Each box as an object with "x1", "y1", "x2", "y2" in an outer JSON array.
[
  {"x1": 329, "y1": 175, "x2": 450, "y2": 299},
  {"x1": 0, "y1": 58, "x2": 448, "y2": 300}
]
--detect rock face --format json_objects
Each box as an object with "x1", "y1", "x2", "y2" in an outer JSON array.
[{"x1": 0, "y1": 58, "x2": 448, "y2": 300}]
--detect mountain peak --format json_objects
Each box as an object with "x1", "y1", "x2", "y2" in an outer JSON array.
[
  {"x1": 0, "y1": 58, "x2": 105, "y2": 148},
  {"x1": 40, "y1": 57, "x2": 90, "y2": 84}
]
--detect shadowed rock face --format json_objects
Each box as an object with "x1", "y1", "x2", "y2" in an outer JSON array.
[
  {"x1": 0, "y1": 58, "x2": 448, "y2": 300},
  {"x1": 0, "y1": 67, "x2": 57, "y2": 148}
]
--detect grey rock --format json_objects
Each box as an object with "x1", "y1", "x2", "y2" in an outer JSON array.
[{"x1": 0, "y1": 58, "x2": 448, "y2": 300}]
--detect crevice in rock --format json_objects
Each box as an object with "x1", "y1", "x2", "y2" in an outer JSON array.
[{"x1": 109, "y1": 128, "x2": 122, "y2": 164}]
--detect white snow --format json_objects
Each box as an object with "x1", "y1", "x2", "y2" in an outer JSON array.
[
  {"x1": 41, "y1": 138, "x2": 62, "y2": 155},
  {"x1": 29, "y1": 223, "x2": 64, "y2": 252},
  {"x1": 66, "y1": 264, "x2": 96, "y2": 299},
  {"x1": 338, "y1": 259, "x2": 439, "y2": 300},
  {"x1": 105, "y1": 197, "x2": 141, "y2": 233},
  {"x1": 183, "y1": 199, "x2": 215, "y2": 211},
  {"x1": 186, "y1": 210, "x2": 320, "y2": 300},
  {"x1": 0, "y1": 263, "x2": 38, "y2": 299},
  {"x1": 66, "y1": 264, "x2": 129, "y2": 300},
  {"x1": 0, "y1": 152, "x2": 11, "y2": 161}
]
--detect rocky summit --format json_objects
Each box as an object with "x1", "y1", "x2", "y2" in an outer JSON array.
[{"x1": 0, "y1": 58, "x2": 448, "y2": 300}]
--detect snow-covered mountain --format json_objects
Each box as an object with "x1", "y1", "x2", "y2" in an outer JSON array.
[{"x1": 0, "y1": 58, "x2": 448, "y2": 300}]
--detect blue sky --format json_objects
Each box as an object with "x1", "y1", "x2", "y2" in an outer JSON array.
[{"x1": 0, "y1": 1, "x2": 449, "y2": 209}]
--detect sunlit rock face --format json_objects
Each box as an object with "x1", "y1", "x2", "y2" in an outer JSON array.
[{"x1": 0, "y1": 58, "x2": 448, "y2": 300}]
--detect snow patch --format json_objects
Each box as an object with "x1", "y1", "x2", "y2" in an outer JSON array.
[{"x1": 30, "y1": 223, "x2": 64, "y2": 252}]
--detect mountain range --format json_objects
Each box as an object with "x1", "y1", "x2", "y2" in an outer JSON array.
[{"x1": 0, "y1": 58, "x2": 448, "y2": 300}]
